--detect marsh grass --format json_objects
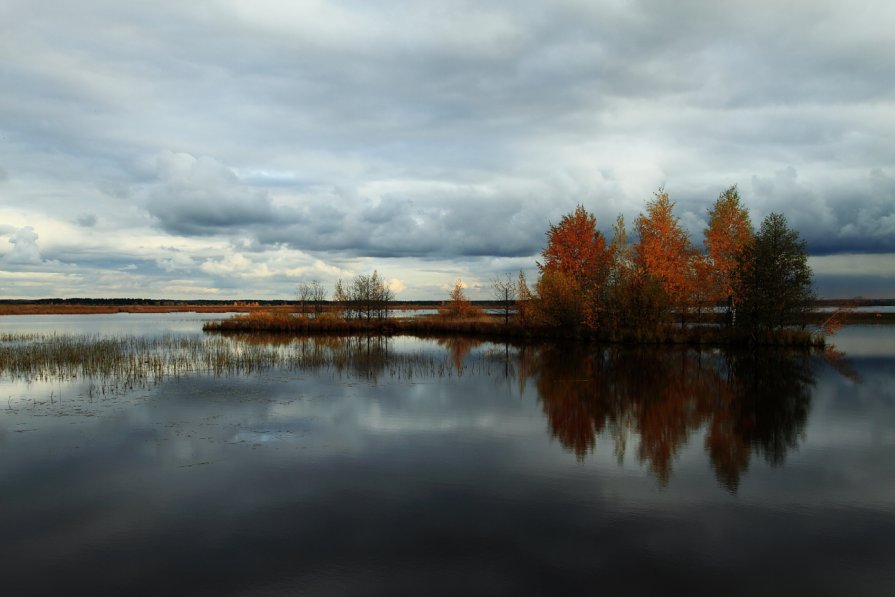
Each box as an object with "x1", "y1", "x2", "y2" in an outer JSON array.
[
  {"x1": 204, "y1": 310, "x2": 826, "y2": 346},
  {"x1": 0, "y1": 332, "x2": 505, "y2": 390}
]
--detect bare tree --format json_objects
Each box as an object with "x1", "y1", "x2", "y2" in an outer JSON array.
[
  {"x1": 309, "y1": 280, "x2": 327, "y2": 318},
  {"x1": 297, "y1": 280, "x2": 327, "y2": 318},
  {"x1": 492, "y1": 273, "x2": 517, "y2": 324},
  {"x1": 297, "y1": 282, "x2": 313, "y2": 317},
  {"x1": 345, "y1": 270, "x2": 392, "y2": 320},
  {"x1": 334, "y1": 279, "x2": 349, "y2": 319},
  {"x1": 517, "y1": 270, "x2": 533, "y2": 324}
]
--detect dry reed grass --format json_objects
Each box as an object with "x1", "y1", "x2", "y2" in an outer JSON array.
[
  {"x1": 204, "y1": 310, "x2": 826, "y2": 346},
  {"x1": 0, "y1": 332, "x2": 509, "y2": 389}
]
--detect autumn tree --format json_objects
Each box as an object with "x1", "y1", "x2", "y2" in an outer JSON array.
[
  {"x1": 603, "y1": 215, "x2": 635, "y2": 335},
  {"x1": 447, "y1": 279, "x2": 471, "y2": 318},
  {"x1": 536, "y1": 205, "x2": 611, "y2": 330},
  {"x1": 535, "y1": 269, "x2": 583, "y2": 328},
  {"x1": 634, "y1": 189, "x2": 699, "y2": 326},
  {"x1": 733, "y1": 213, "x2": 815, "y2": 338},
  {"x1": 704, "y1": 186, "x2": 753, "y2": 324}
]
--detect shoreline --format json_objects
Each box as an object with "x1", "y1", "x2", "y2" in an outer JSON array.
[
  {"x1": 201, "y1": 312, "x2": 830, "y2": 347},
  {"x1": 0, "y1": 302, "x2": 893, "y2": 324}
]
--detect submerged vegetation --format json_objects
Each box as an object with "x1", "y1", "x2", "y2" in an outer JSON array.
[{"x1": 206, "y1": 186, "x2": 825, "y2": 346}]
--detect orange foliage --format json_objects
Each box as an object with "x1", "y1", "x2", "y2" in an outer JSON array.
[
  {"x1": 534, "y1": 268, "x2": 584, "y2": 327},
  {"x1": 704, "y1": 186, "x2": 753, "y2": 303},
  {"x1": 538, "y1": 204, "x2": 610, "y2": 287},
  {"x1": 531, "y1": 346, "x2": 816, "y2": 490},
  {"x1": 537, "y1": 205, "x2": 611, "y2": 330},
  {"x1": 447, "y1": 279, "x2": 472, "y2": 318},
  {"x1": 634, "y1": 190, "x2": 699, "y2": 319}
]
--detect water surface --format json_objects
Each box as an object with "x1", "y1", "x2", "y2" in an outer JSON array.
[{"x1": 1, "y1": 315, "x2": 892, "y2": 596}]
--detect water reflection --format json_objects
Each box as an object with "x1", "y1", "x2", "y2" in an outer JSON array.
[
  {"x1": 524, "y1": 345, "x2": 817, "y2": 490},
  {"x1": 0, "y1": 331, "x2": 849, "y2": 491},
  {"x1": 1, "y1": 324, "x2": 891, "y2": 595},
  {"x1": 223, "y1": 335, "x2": 835, "y2": 490}
]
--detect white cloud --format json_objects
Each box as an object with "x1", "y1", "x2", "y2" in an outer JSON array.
[
  {"x1": 387, "y1": 278, "x2": 407, "y2": 295},
  {"x1": 3, "y1": 226, "x2": 41, "y2": 264}
]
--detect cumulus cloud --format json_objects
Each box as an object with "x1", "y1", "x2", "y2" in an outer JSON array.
[
  {"x1": 387, "y1": 278, "x2": 407, "y2": 295},
  {"x1": 156, "y1": 251, "x2": 196, "y2": 273},
  {"x1": 257, "y1": 182, "x2": 549, "y2": 259},
  {"x1": 145, "y1": 151, "x2": 279, "y2": 236},
  {"x1": 4, "y1": 227, "x2": 41, "y2": 264},
  {"x1": 200, "y1": 252, "x2": 273, "y2": 278},
  {"x1": 746, "y1": 167, "x2": 895, "y2": 255}
]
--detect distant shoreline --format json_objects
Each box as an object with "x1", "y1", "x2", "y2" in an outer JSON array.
[{"x1": 1, "y1": 301, "x2": 893, "y2": 325}]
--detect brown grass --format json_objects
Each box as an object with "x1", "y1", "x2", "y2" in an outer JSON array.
[{"x1": 203, "y1": 311, "x2": 826, "y2": 347}]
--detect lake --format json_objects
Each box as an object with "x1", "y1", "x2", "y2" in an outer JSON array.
[{"x1": 1, "y1": 315, "x2": 893, "y2": 596}]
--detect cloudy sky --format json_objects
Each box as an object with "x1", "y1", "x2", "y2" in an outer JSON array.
[{"x1": 1, "y1": 0, "x2": 893, "y2": 300}]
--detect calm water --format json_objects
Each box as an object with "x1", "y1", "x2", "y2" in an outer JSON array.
[{"x1": 1, "y1": 316, "x2": 893, "y2": 596}]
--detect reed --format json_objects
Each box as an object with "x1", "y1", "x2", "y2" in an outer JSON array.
[{"x1": 0, "y1": 332, "x2": 504, "y2": 388}]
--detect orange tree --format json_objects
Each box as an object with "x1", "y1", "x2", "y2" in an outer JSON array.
[
  {"x1": 704, "y1": 186, "x2": 753, "y2": 324},
  {"x1": 634, "y1": 189, "x2": 700, "y2": 326},
  {"x1": 536, "y1": 205, "x2": 611, "y2": 330}
]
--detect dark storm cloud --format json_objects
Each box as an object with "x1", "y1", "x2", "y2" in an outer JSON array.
[
  {"x1": 256, "y1": 188, "x2": 548, "y2": 259},
  {"x1": 747, "y1": 167, "x2": 895, "y2": 255},
  {"x1": 144, "y1": 151, "x2": 279, "y2": 236},
  {"x1": 1, "y1": 0, "x2": 893, "y2": 297}
]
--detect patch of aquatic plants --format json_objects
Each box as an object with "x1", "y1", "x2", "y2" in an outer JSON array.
[{"x1": 0, "y1": 332, "x2": 499, "y2": 388}]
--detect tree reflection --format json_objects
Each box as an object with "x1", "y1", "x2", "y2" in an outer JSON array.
[
  {"x1": 221, "y1": 333, "x2": 830, "y2": 491},
  {"x1": 433, "y1": 337, "x2": 485, "y2": 372},
  {"x1": 527, "y1": 344, "x2": 818, "y2": 490}
]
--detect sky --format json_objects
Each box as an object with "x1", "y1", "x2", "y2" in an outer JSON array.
[{"x1": 1, "y1": 0, "x2": 893, "y2": 300}]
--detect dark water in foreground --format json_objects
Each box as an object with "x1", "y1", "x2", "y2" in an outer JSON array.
[{"x1": 0, "y1": 317, "x2": 893, "y2": 596}]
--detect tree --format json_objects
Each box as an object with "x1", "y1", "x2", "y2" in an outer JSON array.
[
  {"x1": 603, "y1": 214, "x2": 635, "y2": 334},
  {"x1": 491, "y1": 273, "x2": 517, "y2": 324},
  {"x1": 634, "y1": 189, "x2": 699, "y2": 326},
  {"x1": 297, "y1": 282, "x2": 313, "y2": 316},
  {"x1": 447, "y1": 279, "x2": 471, "y2": 318},
  {"x1": 536, "y1": 205, "x2": 611, "y2": 331},
  {"x1": 534, "y1": 269, "x2": 583, "y2": 328},
  {"x1": 298, "y1": 280, "x2": 327, "y2": 318},
  {"x1": 538, "y1": 204, "x2": 610, "y2": 287},
  {"x1": 345, "y1": 271, "x2": 392, "y2": 320},
  {"x1": 704, "y1": 186, "x2": 753, "y2": 324},
  {"x1": 516, "y1": 270, "x2": 534, "y2": 324},
  {"x1": 734, "y1": 213, "x2": 815, "y2": 338},
  {"x1": 333, "y1": 278, "x2": 349, "y2": 318}
]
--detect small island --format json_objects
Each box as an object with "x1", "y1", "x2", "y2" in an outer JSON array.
[{"x1": 205, "y1": 186, "x2": 839, "y2": 347}]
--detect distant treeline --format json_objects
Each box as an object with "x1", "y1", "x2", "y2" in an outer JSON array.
[
  {"x1": 1, "y1": 297, "x2": 890, "y2": 307},
  {"x1": 0, "y1": 298, "x2": 502, "y2": 307}
]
